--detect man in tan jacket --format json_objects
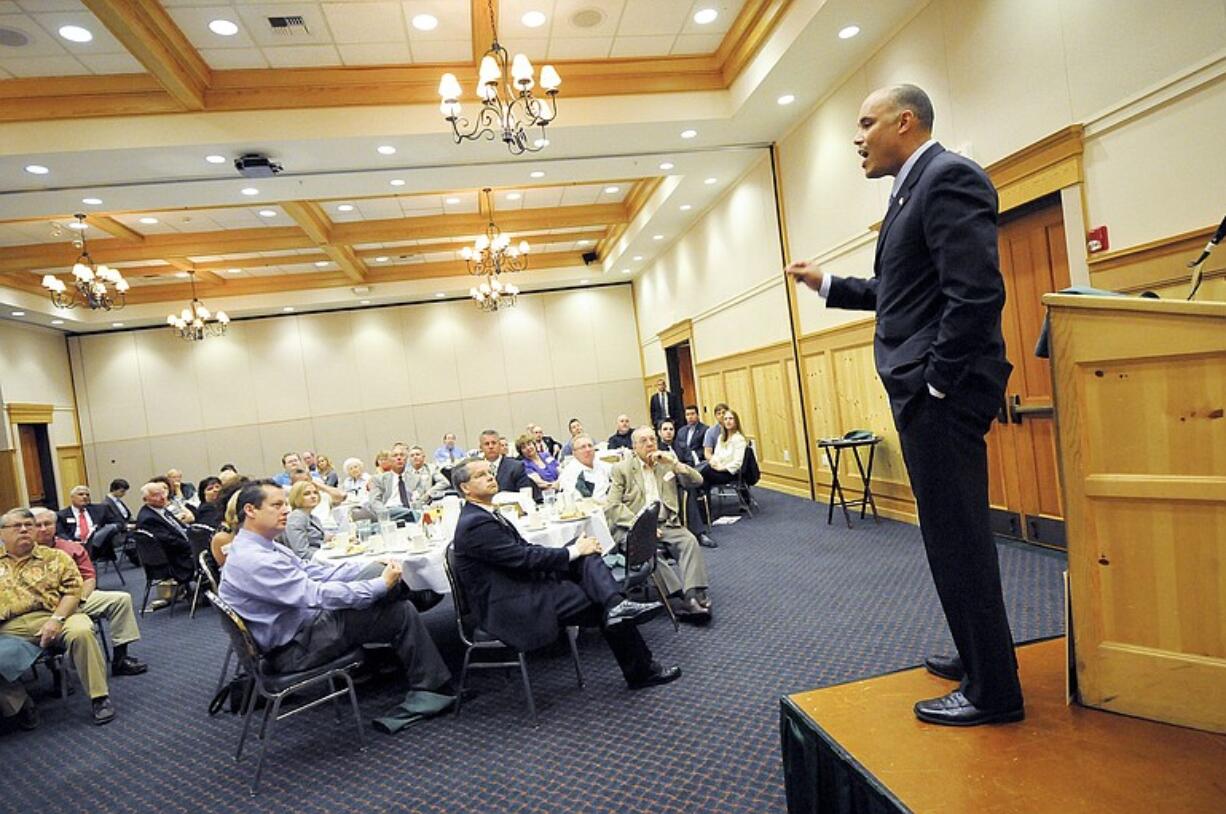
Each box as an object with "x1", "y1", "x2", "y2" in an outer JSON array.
[{"x1": 606, "y1": 427, "x2": 712, "y2": 619}]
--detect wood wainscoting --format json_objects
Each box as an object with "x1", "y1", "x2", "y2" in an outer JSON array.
[
  {"x1": 798, "y1": 320, "x2": 917, "y2": 522},
  {"x1": 1087, "y1": 223, "x2": 1226, "y2": 299},
  {"x1": 696, "y1": 341, "x2": 810, "y2": 496}
]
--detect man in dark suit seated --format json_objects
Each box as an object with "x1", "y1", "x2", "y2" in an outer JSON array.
[
  {"x1": 55, "y1": 485, "x2": 122, "y2": 561},
  {"x1": 674, "y1": 406, "x2": 708, "y2": 467},
  {"x1": 135, "y1": 481, "x2": 196, "y2": 586},
  {"x1": 477, "y1": 429, "x2": 539, "y2": 500},
  {"x1": 450, "y1": 458, "x2": 681, "y2": 690},
  {"x1": 786, "y1": 83, "x2": 1022, "y2": 727}
]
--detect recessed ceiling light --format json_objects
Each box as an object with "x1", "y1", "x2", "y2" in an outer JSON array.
[
  {"x1": 282, "y1": 307, "x2": 294, "y2": 313},
  {"x1": 838, "y1": 25, "x2": 860, "y2": 39},
  {"x1": 704, "y1": 177, "x2": 717, "y2": 184},
  {"x1": 445, "y1": 196, "x2": 460, "y2": 204},
  {"x1": 522, "y1": 10, "x2": 547, "y2": 28},
  {"x1": 390, "y1": 179, "x2": 406, "y2": 187},
  {"x1": 205, "y1": 154, "x2": 226, "y2": 164},
  {"x1": 680, "y1": 129, "x2": 697, "y2": 139},
  {"x1": 337, "y1": 204, "x2": 355, "y2": 212},
  {"x1": 632, "y1": 255, "x2": 643, "y2": 261},
  {"x1": 377, "y1": 145, "x2": 396, "y2": 155},
  {"x1": 10, "y1": 311, "x2": 25, "y2": 317},
  {"x1": 434, "y1": 292, "x2": 445, "y2": 298},
  {"x1": 603, "y1": 185, "x2": 620, "y2": 194},
  {"x1": 314, "y1": 261, "x2": 329, "y2": 268},
  {"x1": 360, "y1": 299, "x2": 371, "y2": 305},
  {"x1": 258, "y1": 209, "x2": 277, "y2": 217},
  {"x1": 777, "y1": 94, "x2": 796, "y2": 105},
  {"x1": 652, "y1": 234, "x2": 664, "y2": 241},
  {"x1": 659, "y1": 162, "x2": 674, "y2": 170},
  {"x1": 25, "y1": 165, "x2": 49, "y2": 175},
  {"x1": 580, "y1": 279, "x2": 590, "y2": 284},
  {"x1": 241, "y1": 187, "x2": 259, "y2": 196},
  {"x1": 208, "y1": 19, "x2": 239, "y2": 36},
  {"x1": 693, "y1": 8, "x2": 718, "y2": 25},
  {"x1": 58, "y1": 25, "x2": 92, "y2": 43},
  {"x1": 82, "y1": 197, "x2": 102, "y2": 205},
  {"x1": 577, "y1": 239, "x2": 592, "y2": 246},
  {"x1": 111, "y1": 322, "x2": 124, "y2": 328},
  {"x1": 680, "y1": 204, "x2": 693, "y2": 211},
  {"x1": 67, "y1": 221, "x2": 88, "y2": 231},
  {"x1": 375, "y1": 256, "x2": 389, "y2": 262},
  {"x1": 175, "y1": 271, "x2": 189, "y2": 278},
  {"x1": 228, "y1": 268, "x2": 241, "y2": 274},
  {"x1": 51, "y1": 319, "x2": 64, "y2": 325},
  {"x1": 139, "y1": 217, "x2": 158, "y2": 224},
  {"x1": 411, "y1": 13, "x2": 438, "y2": 31},
  {"x1": 506, "y1": 192, "x2": 522, "y2": 201},
  {"x1": 530, "y1": 170, "x2": 545, "y2": 179}
]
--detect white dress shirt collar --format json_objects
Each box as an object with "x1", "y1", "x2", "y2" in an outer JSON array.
[{"x1": 890, "y1": 138, "x2": 937, "y2": 200}]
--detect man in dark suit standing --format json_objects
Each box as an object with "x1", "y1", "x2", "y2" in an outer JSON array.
[
  {"x1": 649, "y1": 379, "x2": 683, "y2": 429},
  {"x1": 674, "y1": 406, "x2": 708, "y2": 467},
  {"x1": 787, "y1": 84, "x2": 1022, "y2": 727},
  {"x1": 450, "y1": 458, "x2": 680, "y2": 690},
  {"x1": 55, "y1": 485, "x2": 122, "y2": 559},
  {"x1": 477, "y1": 429, "x2": 539, "y2": 500}
]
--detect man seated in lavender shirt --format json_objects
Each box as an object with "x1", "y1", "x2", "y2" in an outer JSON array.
[{"x1": 218, "y1": 481, "x2": 454, "y2": 716}]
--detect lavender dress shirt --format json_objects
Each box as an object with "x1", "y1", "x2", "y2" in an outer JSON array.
[{"x1": 218, "y1": 527, "x2": 388, "y2": 652}]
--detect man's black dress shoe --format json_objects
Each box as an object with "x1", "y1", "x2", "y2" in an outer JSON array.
[
  {"x1": 16, "y1": 699, "x2": 40, "y2": 731},
  {"x1": 698, "y1": 533, "x2": 718, "y2": 548},
  {"x1": 627, "y1": 662, "x2": 682, "y2": 690},
  {"x1": 112, "y1": 655, "x2": 148, "y2": 676},
  {"x1": 924, "y1": 653, "x2": 965, "y2": 681},
  {"x1": 913, "y1": 690, "x2": 1024, "y2": 727},
  {"x1": 605, "y1": 599, "x2": 663, "y2": 627},
  {"x1": 91, "y1": 697, "x2": 116, "y2": 726}
]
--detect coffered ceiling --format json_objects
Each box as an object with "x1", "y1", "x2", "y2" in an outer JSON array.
[{"x1": 0, "y1": 0, "x2": 924, "y2": 332}]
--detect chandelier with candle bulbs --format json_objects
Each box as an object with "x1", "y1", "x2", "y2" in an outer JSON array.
[
  {"x1": 466, "y1": 188, "x2": 527, "y2": 312},
  {"x1": 166, "y1": 270, "x2": 229, "y2": 341},
  {"x1": 437, "y1": 0, "x2": 560, "y2": 155},
  {"x1": 41, "y1": 214, "x2": 128, "y2": 310}
]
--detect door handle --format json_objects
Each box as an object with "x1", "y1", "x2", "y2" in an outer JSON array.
[{"x1": 1007, "y1": 394, "x2": 1055, "y2": 424}]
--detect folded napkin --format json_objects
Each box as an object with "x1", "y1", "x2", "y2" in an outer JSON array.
[{"x1": 371, "y1": 689, "x2": 456, "y2": 735}]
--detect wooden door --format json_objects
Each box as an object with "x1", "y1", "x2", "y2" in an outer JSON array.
[
  {"x1": 18, "y1": 425, "x2": 46, "y2": 504},
  {"x1": 987, "y1": 198, "x2": 1070, "y2": 548}
]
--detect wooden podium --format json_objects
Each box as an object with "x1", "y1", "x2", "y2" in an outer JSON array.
[{"x1": 1044, "y1": 294, "x2": 1226, "y2": 733}]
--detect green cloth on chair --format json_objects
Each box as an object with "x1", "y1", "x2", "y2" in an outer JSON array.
[{"x1": 371, "y1": 689, "x2": 456, "y2": 734}]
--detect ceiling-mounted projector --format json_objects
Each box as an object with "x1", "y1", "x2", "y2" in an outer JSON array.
[{"x1": 234, "y1": 153, "x2": 283, "y2": 178}]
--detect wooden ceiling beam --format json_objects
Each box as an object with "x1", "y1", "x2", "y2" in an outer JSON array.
[
  {"x1": 472, "y1": 0, "x2": 497, "y2": 64},
  {"x1": 352, "y1": 229, "x2": 607, "y2": 261},
  {"x1": 281, "y1": 201, "x2": 367, "y2": 282},
  {"x1": 332, "y1": 203, "x2": 627, "y2": 244},
  {"x1": 86, "y1": 215, "x2": 144, "y2": 242},
  {"x1": 80, "y1": 0, "x2": 211, "y2": 110}
]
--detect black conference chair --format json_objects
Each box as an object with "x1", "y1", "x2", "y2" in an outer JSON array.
[
  {"x1": 611, "y1": 500, "x2": 679, "y2": 632},
  {"x1": 186, "y1": 523, "x2": 217, "y2": 618},
  {"x1": 443, "y1": 544, "x2": 584, "y2": 726},
  {"x1": 207, "y1": 591, "x2": 365, "y2": 796},
  {"x1": 699, "y1": 441, "x2": 759, "y2": 523},
  {"x1": 88, "y1": 524, "x2": 126, "y2": 586},
  {"x1": 131, "y1": 529, "x2": 185, "y2": 617}
]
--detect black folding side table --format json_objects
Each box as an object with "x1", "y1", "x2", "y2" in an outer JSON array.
[{"x1": 816, "y1": 436, "x2": 882, "y2": 528}]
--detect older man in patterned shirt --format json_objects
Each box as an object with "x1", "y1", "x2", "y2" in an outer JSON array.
[{"x1": 0, "y1": 507, "x2": 115, "y2": 727}]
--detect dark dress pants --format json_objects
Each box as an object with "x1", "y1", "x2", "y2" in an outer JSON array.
[
  {"x1": 165, "y1": 538, "x2": 196, "y2": 583},
  {"x1": 270, "y1": 599, "x2": 452, "y2": 691},
  {"x1": 551, "y1": 555, "x2": 654, "y2": 683},
  {"x1": 897, "y1": 393, "x2": 1023, "y2": 711}
]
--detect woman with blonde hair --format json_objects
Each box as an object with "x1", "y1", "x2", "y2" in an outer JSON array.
[
  {"x1": 209, "y1": 484, "x2": 246, "y2": 567},
  {"x1": 700, "y1": 409, "x2": 747, "y2": 488},
  {"x1": 283, "y1": 480, "x2": 331, "y2": 559}
]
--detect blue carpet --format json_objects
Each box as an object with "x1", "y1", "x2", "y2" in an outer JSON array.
[{"x1": 0, "y1": 490, "x2": 1065, "y2": 813}]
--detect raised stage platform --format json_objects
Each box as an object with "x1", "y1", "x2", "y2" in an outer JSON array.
[{"x1": 780, "y1": 639, "x2": 1226, "y2": 813}]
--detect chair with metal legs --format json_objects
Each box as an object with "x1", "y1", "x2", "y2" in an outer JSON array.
[{"x1": 613, "y1": 500, "x2": 679, "y2": 632}]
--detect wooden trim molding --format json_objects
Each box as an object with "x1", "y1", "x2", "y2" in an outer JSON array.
[
  {"x1": 985, "y1": 126, "x2": 1085, "y2": 213},
  {"x1": 6, "y1": 403, "x2": 54, "y2": 424},
  {"x1": 695, "y1": 338, "x2": 792, "y2": 373},
  {"x1": 657, "y1": 319, "x2": 694, "y2": 349},
  {"x1": 1086, "y1": 224, "x2": 1224, "y2": 294}
]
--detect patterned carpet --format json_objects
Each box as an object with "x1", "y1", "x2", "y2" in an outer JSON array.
[{"x1": 0, "y1": 489, "x2": 1066, "y2": 813}]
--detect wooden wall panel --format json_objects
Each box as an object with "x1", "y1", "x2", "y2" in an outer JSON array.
[{"x1": 55, "y1": 446, "x2": 86, "y2": 506}]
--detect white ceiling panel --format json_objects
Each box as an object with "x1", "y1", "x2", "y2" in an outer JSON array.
[
  {"x1": 165, "y1": 5, "x2": 260, "y2": 49},
  {"x1": 28, "y1": 9, "x2": 130, "y2": 54},
  {"x1": 547, "y1": 36, "x2": 612, "y2": 60},
  {"x1": 0, "y1": 53, "x2": 85, "y2": 76},
  {"x1": 672, "y1": 32, "x2": 723, "y2": 55},
  {"x1": 75, "y1": 51, "x2": 144, "y2": 74},
  {"x1": 0, "y1": 12, "x2": 74, "y2": 56},
  {"x1": 263, "y1": 43, "x2": 342, "y2": 67},
  {"x1": 236, "y1": 4, "x2": 335, "y2": 48},
  {"x1": 401, "y1": 0, "x2": 471, "y2": 42},
  {"x1": 609, "y1": 34, "x2": 674, "y2": 58},
  {"x1": 337, "y1": 40, "x2": 410, "y2": 65},
  {"x1": 549, "y1": 0, "x2": 624, "y2": 39},
  {"x1": 408, "y1": 38, "x2": 467, "y2": 62},
  {"x1": 679, "y1": 0, "x2": 741, "y2": 35},
  {"x1": 321, "y1": 1, "x2": 404, "y2": 44},
  {"x1": 197, "y1": 47, "x2": 268, "y2": 69},
  {"x1": 618, "y1": 0, "x2": 687, "y2": 36}
]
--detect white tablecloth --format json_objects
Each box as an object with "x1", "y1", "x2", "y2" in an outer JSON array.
[{"x1": 312, "y1": 509, "x2": 615, "y2": 594}]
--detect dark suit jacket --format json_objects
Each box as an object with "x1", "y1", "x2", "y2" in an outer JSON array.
[
  {"x1": 136, "y1": 504, "x2": 191, "y2": 553},
  {"x1": 451, "y1": 501, "x2": 571, "y2": 651},
  {"x1": 493, "y1": 456, "x2": 540, "y2": 501},
  {"x1": 674, "y1": 420, "x2": 708, "y2": 466},
  {"x1": 649, "y1": 390, "x2": 684, "y2": 426},
  {"x1": 55, "y1": 503, "x2": 118, "y2": 544},
  {"x1": 827, "y1": 143, "x2": 1011, "y2": 428},
  {"x1": 106, "y1": 495, "x2": 132, "y2": 523}
]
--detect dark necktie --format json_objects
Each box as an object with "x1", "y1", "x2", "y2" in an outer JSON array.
[{"x1": 397, "y1": 474, "x2": 410, "y2": 506}]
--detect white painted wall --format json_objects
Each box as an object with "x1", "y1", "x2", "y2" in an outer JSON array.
[
  {"x1": 0, "y1": 320, "x2": 78, "y2": 450},
  {"x1": 68, "y1": 286, "x2": 646, "y2": 489}
]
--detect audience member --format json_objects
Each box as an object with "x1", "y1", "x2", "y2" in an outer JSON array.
[
  {"x1": 607, "y1": 414, "x2": 634, "y2": 450},
  {"x1": 192, "y1": 476, "x2": 225, "y2": 528},
  {"x1": 529, "y1": 424, "x2": 562, "y2": 458},
  {"x1": 655, "y1": 418, "x2": 715, "y2": 546},
  {"x1": 167, "y1": 469, "x2": 195, "y2": 505},
  {"x1": 219, "y1": 483, "x2": 454, "y2": 716},
  {"x1": 209, "y1": 487, "x2": 244, "y2": 568},
  {"x1": 273, "y1": 452, "x2": 305, "y2": 487},
  {"x1": 341, "y1": 457, "x2": 372, "y2": 504},
  {"x1": 283, "y1": 481, "x2": 330, "y2": 560},
  {"x1": 55, "y1": 485, "x2": 121, "y2": 558},
  {"x1": 105, "y1": 479, "x2": 133, "y2": 524},
  {"x1": 406, "y1": 446, "x2": 449, "y2": 503},
  {"x1": 31, "y1": 508, "x2": 146, "y2": 677},
  {"x1": 559, "y1": 418, "x2": 585, "y2": 458},
  {"x1": 498, "y1": 435, "x2": 512, "y2": 458},
  {"x1": 700, "y1": 409, "x2": 748, "y2": 489},
  {"x1": 433, "y1": 433, "x2": 463, "y2": 467},
  {"x1": 607, "y1": 427, "x2": 713, "y2": 619},
  {"x1": 135, "y1": 481, "x2": 196, "y2": 586},
  {"x1": 703, "y1": 403, "x2": 730, "y2": 461},
  {"x1": 557, "y1": 435, "x2": 612, "y2": 501},
  {"x1": 316, "y1": 455, "x2": 340, "y2": 488},
  {"x1": 516, "y1": 433, "x2": 559, "y2": 494},
  {"x1": 0, "y1": 507, "x2": 115, "y2": 726},
  {"x1": 218, "y1": 469, "x2": 242, "y2": 489},
  {"x1": 367, "y1": 444, "x2": 416, "y2": 521},
  {"x1": 657, "y1": 419, "x2": 679, "y2": 456},
  {"x1": 450, "y1": 459, "x2": 681, "y2": 690},
  {"x1": 649, "y1": 378, "x2": 683, "y2": 428},
  {"x1": 374, "y1": 449, "x2": 393, "y2": 473},
  {"x1": 674, "y1": 406, "x2": 708, "y2": 466},
  {"x1": 301, "y1": 451, "x2": 322, "y2": 480},
  {"x1": 148, "y1": 475, "x2": 195, "y2": 523},
  {"x1": 478, "y1": 430, "x2": 537, "y2": 498},
  {"x1": 219, "y1": 463, "x2": 238, "y2": 475}
]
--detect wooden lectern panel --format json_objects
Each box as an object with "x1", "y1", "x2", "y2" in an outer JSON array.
[{"x1": 1046, "y1": 295, "x2": 1226, "y2": 733}]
